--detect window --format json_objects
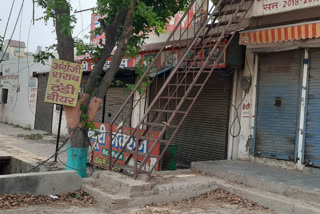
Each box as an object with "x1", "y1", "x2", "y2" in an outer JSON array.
[{"x1": 1, "y1": 88, "x2": 8, "y2": 104}]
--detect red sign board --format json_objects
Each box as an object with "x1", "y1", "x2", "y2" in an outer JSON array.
[{"x1": 88, "y1": 122, "x2": 161, "y2": 172}]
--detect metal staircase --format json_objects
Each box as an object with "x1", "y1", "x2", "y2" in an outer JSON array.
[{"x1": 108, "y1": 0, "x2": 254, "y2": 178}]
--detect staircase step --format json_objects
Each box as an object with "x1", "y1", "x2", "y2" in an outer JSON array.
[
  {"x1": 213, "y1": 8, "x2": 247, "y2": 16},
  {"x1": 183, "y1": 58, "x2": 218, "y2": 62},
  {"x1": 198, "y1": 31, "x2": 233, "y2": 40},
  {"x1": 159, "y1": 96, "x2": 194, "y2": 100},
  {"x1": 138, "y1": 135, "x2": 170, "y2": 144},
  {"x1": 168, "y1": 83, "x2": 203, "y2": 87},
  {"x1": 81, "y1": 184, "x2": 130, "y2": 210},
  {"x1": 176, "y1": 70, "x2": 210, "y2": 74},
  {"x1": 151, "y1": 109, "x2": 186, "y2": 114},
  {"x1": 220, "y1": 0, "x2": 253, "y2": 6},
  {"x1": 124, "y1": 149, "x2": 160, "y2": 158},
  {"x1": 94, "y1": 171, "x2": 152, "y2": 196},
  {"x1": 191, "y1": 43, "x2": 225, "y2": 50},
  {"x1": 143, "y1": 122, "x2": 178, "y2": 129}
]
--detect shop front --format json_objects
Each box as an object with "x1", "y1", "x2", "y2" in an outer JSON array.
[{"x1": 239, "y1": 20, "x2": 320, "y2": 168}]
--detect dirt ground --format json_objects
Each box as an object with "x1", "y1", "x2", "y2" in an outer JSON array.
[{"x1": 0, "y1": 189, "x2": 275, "y2": 214}]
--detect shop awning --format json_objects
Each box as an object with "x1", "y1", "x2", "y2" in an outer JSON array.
[{"x1": 239, "y1": 21, "x2": 320, "y2": 45}]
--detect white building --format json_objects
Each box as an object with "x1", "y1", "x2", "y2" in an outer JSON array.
[{"x1": 0, "y1": 40, "x2": 51, "y2": 129}]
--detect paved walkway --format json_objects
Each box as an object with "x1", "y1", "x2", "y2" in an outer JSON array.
[
  {"x1": 192, "y1": 160, "x2": 320, "y2": 205},
  {"x1": 0, "y1": 123, "x2": 67, "y2": 170}
]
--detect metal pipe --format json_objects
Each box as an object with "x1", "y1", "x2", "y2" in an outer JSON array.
[
  {"x1": 54, "y1": 105, "x2": 63, "y2": 162},
  {"x1": 102, "y1": 95, "x2": 106, "y2": 123}
]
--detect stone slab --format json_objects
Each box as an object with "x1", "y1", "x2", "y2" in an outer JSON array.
[{"x1": 0, "y1": 170, "x2": 82, "y2": 195}]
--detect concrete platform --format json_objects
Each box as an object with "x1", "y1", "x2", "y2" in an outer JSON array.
[
  {"x1": 81, "y1": 170, "x2": 219, "y2": 211},
  {"x1": 192, "y1": 160, "x2": 320, "y2": 204},
  {"x1": 0, "y1": 170, "x2": 82, "y2": 195}
]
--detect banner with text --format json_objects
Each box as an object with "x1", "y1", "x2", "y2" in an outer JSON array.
[
  {"x1": 45, "y1": 59, "x2": 83, "y2": 107},
  {"x1": 88, "y1": 123, "x2": 161, "y2": 172}
]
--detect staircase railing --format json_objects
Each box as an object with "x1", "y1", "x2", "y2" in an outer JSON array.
[{"x1": 107, "y1": 0, "x2": 254, "y2": 178}]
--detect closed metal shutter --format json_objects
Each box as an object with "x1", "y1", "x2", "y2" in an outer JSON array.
[
  {"x1": 95, "y1": 87, "x2": 132, "y2": 126},
  {"x1": 304, "y1": 49, "x2": 320, "y2": 167},
  {"x1": 174, "y1": 74, "x2": 231, "y2": 166},
  {"x1": 150, "y1": 73, "x2": 231, "y2": 167},
  {"x1": 255, "y1": 50, "x2": 302, "y2": 161}
]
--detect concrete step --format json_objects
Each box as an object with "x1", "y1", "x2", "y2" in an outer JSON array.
[
  {"x1": 81, "y1": 183, "x2": 130, "y2": 210},
  {"x1": 95, "y1": 171, "x2": 152, "y2": 197},
  {"x1": 192, "y1": 160, "x2": 320, "y2": 204}
]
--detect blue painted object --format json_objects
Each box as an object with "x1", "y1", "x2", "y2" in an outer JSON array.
[
  {"x1": 304, "y1": 49, "x2": 320, "y2": 167},
  {"x1": 66, "y1": 146, "x2": 88, "y2": 178},
  {"x1": 255, "y1": 50, "x2": 302, "y2": 161}
]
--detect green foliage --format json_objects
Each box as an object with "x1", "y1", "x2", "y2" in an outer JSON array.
[
  {"x1": 17, "y1": 134, "x2": 43, "y2": 140},
  {"x1": 80, "y1": 104, "x2": 96, "y2": 130},
  {"x1": 123, "y1": 57, "x2": 152, "y2": 94},
  {"x1": 33, "y1": 51, "x2": 56, "y2": 65},
  {"x1": 37, "y1": 0, "x2": 76, "y2": 38}
]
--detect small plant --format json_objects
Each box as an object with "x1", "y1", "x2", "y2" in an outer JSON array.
[
  {"x1": 17, "y1": 134, "x2": 43, "y2": 140},
  {"x1": 70, "y1": 193, "x2": 78, "y2": 198}
]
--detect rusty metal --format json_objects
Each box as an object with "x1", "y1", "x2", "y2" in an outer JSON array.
[
  {"x1": 108, "y1": 0, "x2": 254, "y2": 178},
  {"x1": 108, "y1": 0, "x2": 207, "y2": 168}
]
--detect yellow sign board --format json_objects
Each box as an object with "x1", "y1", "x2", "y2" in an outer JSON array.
[{"x1": 44, "y1": 59, "x2": 83, "y2": 107}]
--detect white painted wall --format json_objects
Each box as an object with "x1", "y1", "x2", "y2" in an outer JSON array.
[
  {"x1": 52, "y1": 105, "x2": 68, "y2": 137},
  {"x1": 229, "y1": 49, "x2": 257, "y2": 160},
  {"x1": 131, "y1": 78, "x2": 149, "y2": 129},
  {"x1": 0, "y1": 56, "x2": 50, "y2": 129}
]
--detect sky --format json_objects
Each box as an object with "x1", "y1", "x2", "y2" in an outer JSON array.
[{"x1": 0, "y1": 0, "x2": 96, "y2": 53}]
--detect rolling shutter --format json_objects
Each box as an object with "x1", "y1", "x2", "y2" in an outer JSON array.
[
  {"x1": 149, "y1": 73, "x2": 231, "y2": 167},
  {"x1": 255, "y1": 50, "x2": 302, "y2": 161},
  {"x1": 172, "y1": 74, "x2": 231, "y2": 166},
  {"x1": 304, "y1": 48, "x2": 320, "y2": 167},
  {"x1": 95, "y1": 87, "x2": 132, "y2": 126}
]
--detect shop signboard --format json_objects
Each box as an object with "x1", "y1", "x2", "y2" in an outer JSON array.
[
  {"x1": 88, "y1": 122, "x2": 161, "y2": 172},
  {"x1": 44, "y1": 59, "x2": 83, "y2": 107}
]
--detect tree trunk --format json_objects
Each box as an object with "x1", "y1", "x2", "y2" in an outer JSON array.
[
  {"x1": 54, "y1": 0, "x2": 89, "y2": 177},
  {"x1": 54, "y1": 0, "x2": 136, "y2": 177}
]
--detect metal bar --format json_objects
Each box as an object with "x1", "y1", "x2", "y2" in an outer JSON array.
[
  {"x1": 102, "y1": 95, "x2": 106, "y2": 123},
  {"x1": 108, "y1": 0, "x2": 198, "y2": 166},
  {"x1": 107, "y1": 0, "x2": 204, "y2": 166},
  {"x1": 108, "y1": 124, "x2": 112, "y2": 171},
  {"x1": 54, "y1": 105, "x2": 63, "y2": 162},
  {"x1": 144, "y1": 0, "x2": 253, "y2": 174},
  {"x1": 109, "y1": 0, "x2": 197, "y2": 128}
]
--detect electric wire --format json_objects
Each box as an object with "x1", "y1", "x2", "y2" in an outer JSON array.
[
  {"x1": 0, "y1": 0, "x2": 25, "y2": 63},
  {"x1": 229, "y1": 57, "x2": 254, "y2": 138},
  {"x1": 23, "y1": 126, "x2": 82, "y2": 173},
  {"x1": 11, "y1": 4, "x2": 24, "y2": 112},
  {"x1": 1, "y1": 0, "x2": 17, "y2": 49}
]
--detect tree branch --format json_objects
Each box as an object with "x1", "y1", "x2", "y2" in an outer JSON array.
[
  {"x1": 54, "y1": 0, "x2": 74, "y2": 62},
  {"x1": 95, "y1": 0, "x2": 137, "y2": 99},
  {"x1": 84, "y1": 9, "x2": 128, "y2": 95}
]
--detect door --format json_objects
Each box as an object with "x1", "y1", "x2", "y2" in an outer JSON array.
[
  {"x1": 35, "y1": 75, "x2": 53, "y2": 132},
  {"x1": 304, "y1": 49, "x2": 320, "y2": 167},
  {"x1": 255, "y1": 50, "x2": 302, "y2": 161}
]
